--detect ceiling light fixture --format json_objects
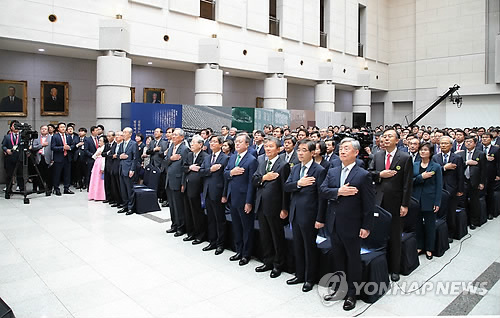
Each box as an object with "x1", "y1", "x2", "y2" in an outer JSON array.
[
  {"x1": 147, "y1": 61, "x2": 153, "y2": 65},
  {"x1": 38, "y1": 48, "x2": 45, "y2": 52}
]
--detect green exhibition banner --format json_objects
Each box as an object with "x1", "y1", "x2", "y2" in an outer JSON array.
[{"x1": 231, "y1": 107, "x2": 255, "y2": 133}]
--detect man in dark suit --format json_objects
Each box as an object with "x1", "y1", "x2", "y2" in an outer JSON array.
[
  {"x1": 478, "y1": 133, "x2": 500, "y2": 219},
  {"x1": 224, "y1": 133, "x2": 258, "y2": 266},
  {"x1": 459, "y1": 135, "x2": 486, "y2": 229},
  {"x1": 50, "y1": 122, "x2": 75, "y2": 196},
  {"x1": 110, "y1": 131, "x2": 123, "y2": 208},
  {"x1": 369, "y1": 128, "x2": 413, "y2": 282},
  {"x1": 165, "y1": 128, "x2": 190, "y2": 236},
  {"x1": 182, "y1": 135, "x2": 208, "y2": 245},
  {"x1": 252, "y1": 137, "x2": 290, "y2": 278},
  {"x1": 72, "y1": 128, "x2": 87, "y2": 189},
  {"x1": 101, "y1": 131, "x2": 116, "y2": 203},
  {"x1": 2, "y1": 120, "x2": 23, "y2": 192},
  {"x1": 147, "y1": 128, "x2": 169, "y2": 202},
  {"x1": 408, "y1": 136, "x2": 421, "y2": 163},
  {"x1": 0, "y1": 86, "x2": 23, "y2": 112},
  {"x1": 251, "y1": 130, "x2": 266, "y2": 157},
  {"x1": 432, "y1": 136, "x2": 464, "y2": 242},
  {"x1": 117, "y1": 127, "x2": 138, "y2": 215},
  {"x1": 320, "y1": 137, "x2": 375, "y2": 311},
  {"x1": 324, "y1": 139, "x2": 339, "y2": 165},
  {"x1": 84, "y1": 126, "x2": 99, "y2": 189},
  {"x1": 221, "y1": 125, "x2": 232, "y2": 141},
  {"x1": 280, "y1": 136, "x2": 300, "y2": 166},
  {"x1": 44, "y1": 87, "x2": 64, "y2": 111},
  {"x1": 452, "y1": 129, "x2": 465, "y2": 153},
  {"x1": 151, "y1": 93, "x2": 161, "y2": 103},
  {"x1": 284, "y1": 139, "x2": 327, "y2": 292},
  {"x1": 200, "y1": 135, "x2": 229, "y2": 255},
  {"x1": 31, "y1": 125, "x2": 52, "y2": 193}
]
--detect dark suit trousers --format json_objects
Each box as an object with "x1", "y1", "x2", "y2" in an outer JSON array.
[
  {"x1": 206, "y1": 198, "x2": 226, "y2": 247},
  {"x1": 34, "y1": 157, "x2": 50, "y2": 191},
  {"x1": 382, "y1": 197, "x2": 404, "y2": 274},
  {"x1": 331, "y1": 228, "x2": 361, "y2": 296},
  {"x1": 158, "y1": 171, "x2": 167, "y2": 200},
  {"x1": 166, "y1": 188, "x2": 185, "y2": 231},
  {"x1": 485, "y1": 179, "x2": 497, "y2": 216},
  {"x1": 291, "y1": 219, "x2": 318, "y2": 283},
  {"x1": 104, "y1": 170, "x2": 112, "y2": 200},
  {"x1": 258, "y1": 209, "x2": 286, "y2": 269},
  {"x1": 184, "y1": 193, "x2": 207, "y2": 239},
  {"x1": 119, "y1": 174, "x2": 135, "y2": 211},
  {"x1": 464, "y1": 179, "x2": 480, "y2": 226},
  {"x1": 416, "y1": 210, "x2": 436, "y2": 252},
  {"x1": 4, "y1": 157, "x2": 23, "y2": 191},
  {"x1": 447, "y1": 196, "x2": 458, "y2": 238},
  {"x1": 229, "y1": 202, "x2": 255, "y2": 257},
  {"x1": 110, "y1": 172, "x2": 122, "y2": 204},
  {"x1": 75, "y1": 160, "x2": 87, "y2": 188},
  {"x1": 52, "y1": 157, "x2": 71, "y2": 191}
]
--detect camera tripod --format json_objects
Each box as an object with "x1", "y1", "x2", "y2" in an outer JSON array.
[{"x1": 5, "y1": 144, "x2": 51, "y2": 204}]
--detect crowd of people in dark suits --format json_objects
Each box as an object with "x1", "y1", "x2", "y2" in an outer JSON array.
[{"x1": 2, "y1": 120, "x2": 500, "y2": 311}]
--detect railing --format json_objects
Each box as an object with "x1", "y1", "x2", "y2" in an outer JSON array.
[
  {"x1": 200, "y1": 0, "x2": 215, "y2": 20},
  {"x1": 320, "y1": 31, "x2": 327, "y2": 48},
  {"x1": 269, "y1": 16, "x2": 280, "y2": 36},
  {"x1": 358, "y1": 43, "x2": 364, "y2": 57}
]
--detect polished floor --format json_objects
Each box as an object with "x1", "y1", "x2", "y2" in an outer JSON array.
[{"x1": 0, "y1": 188, "x2": 499, "y2": 318}]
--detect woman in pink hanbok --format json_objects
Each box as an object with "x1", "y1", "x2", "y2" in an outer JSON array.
[{"x1": 88, "y1": 136, "x2": 106, "y2": 201}]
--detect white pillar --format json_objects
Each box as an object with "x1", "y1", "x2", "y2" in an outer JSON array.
[
  {"x1": 264, "y1": 73, "x2": 287, "y2": 109},
  {"x1": 96, "y1": 51, "x2": 131, "y2": 131},
  {"x1": 314, "y1": 81, "x2": 335, "y2": 112},
  {"x1": 195, "y1": 64, "x2": 223, "y2": 106},
  {"x1": 353, "y1": 88, "x2": 372, "y2": 123}
]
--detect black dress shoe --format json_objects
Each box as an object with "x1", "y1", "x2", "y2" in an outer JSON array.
[
  {"x1": 448, "y1": 238, "x2": 453, "y2": 244},
  {"x1": 255, "y1": 264, "x2": 273, "y2": 273},
  {"x1": 125, "y1": 211, "x2": 134, "y2": 215},
  {"x1": 103, "y1": 200, "x2": 109, "y2": 204},
  {"x1": 470, "y1": 225, "x2": 477, "y2": 230},
  {"x1": 286, "y1": 277, "x2": 304, "y2": 285},
  {"x1": 343, "y1": 296, "x2": 356, "y2": 311},
  {"x1": 161, "y1": 202, "x2": 169, "y2": 207},
  {"x1": 426, "y1": 252, "x2": 433, "y2": 260},
  {"x1": 488, "y1": 214, "x2": 493, "y2": 220},
  {"x1": 183, "y1": 235, "x2": 195, "y2": 242},
  {"x1": 166, "y1": 228, "x2": 177, "y2": 234},
  {"x1": 202, "y1": 244, "x2": 216, "y2": 251},
  {"x1": 64, "y1": 189, "x2": 75, "y2": 194},
  {"x1": 215, "y1": 247, "x2": 224, "y2": 255},
  {"x1": 55, "y1": 189, "x2": 62, "y2": 196},
  {"x1": 270, "y1": 268, "x2": 282, "y2": 278},
  {"x1": 391, "y1": 273, "x2": 400, "y2": 282},
  {"x1": 111, "y1": 203, "x2": 120, "y2": 207},
  {"x1": 117, "y1": 208, "x2": 128, "y2": 214},
  {"x1": 192, "y1": 239, "x2": 203, "y2": 245},
  {"x1": 159, "y1": 198, "x2": 164, "y2": 203},
  {"x1": 239, "y1": 257, "x2": 250, "y2": 266},
  {"x1": 174, "y1": 231, "x2": 186, "y2": 237},
  {"x1": 302, "y1": 282, "x2": 313, "y2": 292},
  {"x1": 229, "y1": 253, "x2": 242, "y2": 261}
]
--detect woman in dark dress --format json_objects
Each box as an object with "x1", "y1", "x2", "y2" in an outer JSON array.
[{"x1": 314, "y1": 140, "x2": 331, "y2": 170}]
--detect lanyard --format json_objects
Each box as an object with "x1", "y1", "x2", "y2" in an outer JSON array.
[{"x1": 10, "y1": 133, "x2": 18, "y2": 146}]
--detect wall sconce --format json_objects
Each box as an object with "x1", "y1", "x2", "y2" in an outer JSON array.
[
  {"x1": 211, "y1": 34, "x2": 217, "y2": 38},
  {"x1": 363, "y1": 61, "x2": 368, "y2": 70},
  {"x1": 115, "y1": 14, "x2": 122, "y2": 19},
  {"x1": 277, "y1": 48, "x2": 283, "y2": 52},
  {"x1": 326, "y1": 59, "x2": 331, "y2": 62}
]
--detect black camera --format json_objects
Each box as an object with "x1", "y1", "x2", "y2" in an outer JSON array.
[
  {"x1": 14, "y1": 122, "x2": 38, "y2": 143},
  {"x1": 333, "y1": 131, "x2": 373, "y2": 165}
]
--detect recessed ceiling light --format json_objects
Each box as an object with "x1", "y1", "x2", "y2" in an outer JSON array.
[
  {"x1": 225, "y1": 71, "x2": 229, "y2": 75},
  {"x1": 147, "y1": 61, "x2": 153, "y2": 65},
  {"x1": 38, "y1": 48, "x2": 45, "y2": 52}
]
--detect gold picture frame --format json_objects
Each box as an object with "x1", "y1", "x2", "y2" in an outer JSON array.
[
  {"x1": 143, "y1": 87, "x2": 165, "y2": 104},
  {"x1": 131, "y1": 87, "x2": 136, "y2": 103},
  {"x1": 41, "y1": 81, "x2": 69, "y2": 116},
  {"x1": 256, "y1": 97, "x2": 264, "y2": 108},
  {"x1": 0, "y1": 79, "x2": 28, "y2": 117}
]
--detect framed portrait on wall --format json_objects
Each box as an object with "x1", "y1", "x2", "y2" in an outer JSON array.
[
  {"x1": 131, "y1": 87, "x2": 136, "y2": 103},
  {"x1": 41, "y1": 81, "x2": 69, "y2": 116},
  {"x1": 256, "y1": 97, "x2": 264, "y2": 108},
  {"x1": 143, "y1": 88, "x2": 165, "y2": 104},
  {"x1": 0, "y1": 79, "x2": 28, "y2": 117}
]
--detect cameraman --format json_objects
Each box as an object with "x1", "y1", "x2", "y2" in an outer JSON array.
[{"x1": 2, "y1": 120, "x2": 24, "y2": 192}]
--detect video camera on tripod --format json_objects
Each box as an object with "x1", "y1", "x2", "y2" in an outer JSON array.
[
  {"x1": 5, "y1": 122, "x2": 50, "y2": 204},
  {"x1": 333, "y1": 131, "x2": 374, "y2": 167}
]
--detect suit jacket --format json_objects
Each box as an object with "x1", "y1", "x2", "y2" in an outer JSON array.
[
  {"x1": 147, "y1": 138, "x2": 169, "y2": 171},
  {"x1": 182, "y1": 151, "x2": 208, "y2": 198},
  {"x1": 412, "y1": 161, "x2": 443, "y2": 211},
  {"x1": 0, "y1": 96, "x2": 23, "y2": 112},
  {"x1": 224, "y1": 151, "x2": 258, "y2": 207},
  {"x1": 251, "y1": 144, "x2": 265, "y2": 157},
  {"x1": 200, "y1": 151, "x2": 229, "y2": 201},
  {"x1": 110, "y1": 142, "x2": 121, "y2": 175},
  {"x1": 480, "y1": 144, "x2": 500, "y2": 182},
  {"x1": 279, "y1": 150, "x2": 300, "y2": 167},
  {"x1": 165, "y1": 142, "x2": 190, "y2": 191},
  {"x1": 432, "y1": 152, "x2": 464, "y2": 195},
  {"x1": 117, "y1": 139, "x2": 138, "y2": 177},
  {"x1": 409, "y1": 152, "x2": 421, "y2": 163},
  {"x1": 370, "y1": 149, "x2": 413, "y2": 207},
  {"x1": 50, "y1": 133, "x2": 74, "y2": 163},
  {"x1": 32, "y1": 134, "x2": 52, "y2": 165},
  {"x1": 319, "y1": 164, "x2": 375, "y2": 238},
  {"x1": 84, "y1": 136, "x2": 99, "y2": 163},
  {"x1": 331, "y1": 157, "x2": 365, "y2": 169},
  {"x1": 317, "y1": 158, "x2": 331, "y2": 170},
  {"x1": 44, "y1": 96, "x2": 64, "y2": 111},
  {"x1": 203, "y1": 139, "x2": 213, "y2": 155},
  {"x1": 284, "y1": 162, "x2": 327, "y2": 226},
  {"x1": 452, "y1": 141, "x2": 465, "y2": 153},
  {"x1": 102, "y1": 141, "x2": 117, "y2": 173},
  {"x1": 459, "y1": 149, "x2": 487, "y2": 188},
  {"x1": 324, "y1": 153, "x2": 339, "y2": 165},
  {"x1": 252, "y1": 156, "x2": 291, "y2": 216}
]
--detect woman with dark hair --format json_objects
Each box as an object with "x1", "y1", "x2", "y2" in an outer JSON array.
[
  {"x1": 135, "y1": 133, "x2": 145, "y2": 183},
  {"x1": 412, "y1": 142, "x2": 442, "y2": 260},
  {"x1": 314, "y1": 140, "x2": 330, "y2": 170},
  {"x1": 222, "y1": 139, "x2": 235, "y2": 156}
]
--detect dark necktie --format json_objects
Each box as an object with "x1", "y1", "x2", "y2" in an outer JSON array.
[
  {"x1": 266, "y1": 160, "x2": 272, "y2": 173},
  {"x1": 211, "y1": 154, "x2": 216, "y2": 165}
]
